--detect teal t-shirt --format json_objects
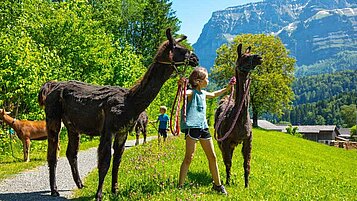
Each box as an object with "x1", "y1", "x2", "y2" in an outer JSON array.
[
  {"x1": 158, "y1": 114, "x2": 169, "y2": 129},
  {"x1": 181, "y1": 89, "x2": 208, "y2": 130}
]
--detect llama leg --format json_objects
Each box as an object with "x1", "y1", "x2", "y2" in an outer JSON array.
[
  {"x1": 111, "y1": 133, "x2": 127, "y2": 194},
  {"x1": 143, "y1": 128, "x2": 147, "y2": 144},
  {"x1": 47, "y1": 119, "x2": 61, "y2": 196},
  {"x1": 220, "y1": 142, "x2": 234, "y2": 185},
  {"x1": 135, "y1": 131, "x2": 140, "y2": 146},
  {"x1": 242, "y1": 135, "x2": 252, "y2": 188},
  {"x1": 66, "y1": 130, "x2": 83, "y2": 189},
  {"x1": 95, "y1": 131, "x2": 112, "y2": 201}
]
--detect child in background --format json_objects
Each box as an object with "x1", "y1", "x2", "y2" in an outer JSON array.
[
  {"x1": 156, "y1": 106, "x2": 169, "y2": 143},
  {"x1": 178, "y1": 67, "x2": 235, "y2": 195}
]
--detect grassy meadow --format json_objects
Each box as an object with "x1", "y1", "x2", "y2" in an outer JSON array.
[{"x1": 72, "y1": 129, "x2": 357, "y2": 200}]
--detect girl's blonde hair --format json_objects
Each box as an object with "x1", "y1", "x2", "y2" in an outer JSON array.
[{"x1": 188, "y1": 67, "x2": 207, "y2": 89}]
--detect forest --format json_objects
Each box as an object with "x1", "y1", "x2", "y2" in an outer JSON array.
[
  {"x1": 278, "y1": 70, "x2": 357, "y2": 127},
  {"x1": 0, "y1": 0, "x2": 186, "y2": 157},
  {"x1": 0, "y1": 0, "x2": 182, "y2": 120}
]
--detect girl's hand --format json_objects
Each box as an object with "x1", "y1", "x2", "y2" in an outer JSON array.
[{"x1": 178, "y1": 77, "x2": 187, "y2": 86}]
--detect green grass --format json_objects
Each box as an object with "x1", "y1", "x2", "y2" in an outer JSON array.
[
  {"x1": 72, "y1": 128, "x2": 357, "y2": 200},
  {"x1": 0, "y1": 135, "x2": 100, "y2": 181}
]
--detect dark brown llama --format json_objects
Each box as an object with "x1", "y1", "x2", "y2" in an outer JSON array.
[
  {"x1": 133, "y1": 111, "x2": 148, "y2": 146},
  {"x1": 214, "y1": 44, "x2": 262, "y2": 187},
  {"x1": 0, "y1": 108, "x2": 47, "y2": 162},
  {"x1": 37, "y1": 28, "x2": 198, "y2": 201}
]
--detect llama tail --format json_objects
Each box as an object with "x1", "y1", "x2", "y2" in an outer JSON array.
[{"x1": 38, "y1": 81, "x2": 58, "y2": 107}]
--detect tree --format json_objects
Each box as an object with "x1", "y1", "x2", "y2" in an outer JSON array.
[
  {"x1": 89, "y1": 0, "x2": 180, "y2": 66},
  {"x1": 211, "y1": 34, "x2": 295, "y2": 127},
  {"x1": 340, "y1": 104, "x2": 357, "y2": 128}
]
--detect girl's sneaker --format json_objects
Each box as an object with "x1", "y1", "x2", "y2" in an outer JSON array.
[{"x1": 212, "y1": 184, "x2": 228, "y2": 195}]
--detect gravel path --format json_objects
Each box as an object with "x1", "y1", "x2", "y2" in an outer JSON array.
[{"x1": 0, "y1": 136, "x2": 157, "y2": 201}]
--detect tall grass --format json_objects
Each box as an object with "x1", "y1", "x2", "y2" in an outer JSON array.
[{"x1": 72, "y1": 129, "x2": 357, "y2": 200}]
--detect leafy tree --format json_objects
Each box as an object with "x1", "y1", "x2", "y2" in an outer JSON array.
[
  {"x1": 211, "y1": 34, "x2": 295, "y2": 127},
  {"x1": 89, "y1": 0, "x2": 180, "y2": 66},
  {"x1": 286, "y1": 124, "x2": 302, "y2": 137},
  {"x1": 340, "y1": 104, "x2": 357, "y2": 128},
  {"x1": 351, "y1": 125, "x2": 356, "y2": 136}
]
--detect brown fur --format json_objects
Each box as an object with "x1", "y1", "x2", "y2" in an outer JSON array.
[
  {"x1": 0, "y1": 108, "x2": 47, "y2": 162},
  {"x1": 38, "y1": 28, "x2": 198, "y2": 201},
  {"x1": 214, "y1": 44, "x2": 262, "y2": 187}
]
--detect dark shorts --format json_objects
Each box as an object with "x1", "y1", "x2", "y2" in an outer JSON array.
[
  {"x1": 158, "y1": 128, "x2": 168, "y2": 138},
  {"x1": 183, "y1": 128, "x2": 211, "y2": 141}
]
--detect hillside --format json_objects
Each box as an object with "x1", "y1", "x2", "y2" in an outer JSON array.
[
  {"x1": 193, "y1": 0, "x2": 357, "y2": 72},
  {"x1": 73, "y1": 129, "x2": 357, "y2": 200},
  {"x1": 293, "y1": 70, "x2": 357, "y2": 105}
]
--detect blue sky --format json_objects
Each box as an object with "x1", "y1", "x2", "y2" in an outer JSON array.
[{"x1": 171, "y1": 0, "x2": 262, "y2": 44}]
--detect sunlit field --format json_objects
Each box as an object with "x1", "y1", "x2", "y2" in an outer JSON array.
[{"x1": 72, "y1": 128, "x2": 357, "y2": 200}]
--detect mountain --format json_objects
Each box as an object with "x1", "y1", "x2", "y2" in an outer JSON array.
[{"x1": 193, "y1": 0, "x2": 357, "y2": 72}]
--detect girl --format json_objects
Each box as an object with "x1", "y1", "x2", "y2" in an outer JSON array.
[{"x1": 178, "y1": 67, "x2": 235, "y2": 195}]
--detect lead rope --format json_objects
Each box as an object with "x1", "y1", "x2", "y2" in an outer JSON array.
[
  {"x1": 170, "y1": 77, "x2": 188, "y2": 136},
  {"x1": 214, "y1": 77, "x2": 235, "y2": 139},
  {"x1": 215, "y1": 78, "x2": 251, "y2": 142}
]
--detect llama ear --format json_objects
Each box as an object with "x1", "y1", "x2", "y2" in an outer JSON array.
[
  {"x1": 166, "y1": 28, "x2": 175, "y2": 49},
  {"x1": 245, "y1": 46, "x2": 251, "y2": 54},
  {"x1": 237, "y1": 44, "x2": 242, "y2": 58},
  {"x1": 175, "y1": 35, "x2": 187, "y2": 43}
]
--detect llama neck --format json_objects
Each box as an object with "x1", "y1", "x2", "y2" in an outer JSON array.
[
  {"x1": 235, "y1": 71, "x2": 250, "y2": 109},
  {"x1": 1, "y1": 114, "x2": 16, "y2": 129},
  {"x1": 128, "y1": 62, "x2": 174, "y2": 114}
]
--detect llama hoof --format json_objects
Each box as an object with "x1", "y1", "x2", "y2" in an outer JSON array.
[
  {"x1": 78, "y1": 183, "x2": 84, "y2": 189},
  {"x1": 95, "y1": 194, "x2": 102, "y2": 201},
  {"x1": 111, "y1": 187, "x2": 118, "y2": 194},
  {"x1": 51, "y1": 190, "x2": 60, "y2": 197},
  {"x1": 112, "y1": 183, "x2": 118, "y2": 194}
]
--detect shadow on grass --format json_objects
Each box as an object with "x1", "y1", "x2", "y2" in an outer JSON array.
[
  {"x1": 187, "y1": 170, "x2": 212, "y2": 186},
  {"x1": 0, "y1": 190, "x2": 70, "y2": 201}
]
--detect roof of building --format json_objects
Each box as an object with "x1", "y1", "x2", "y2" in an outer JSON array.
[
  {"x1": 337, "y1": 128, "x2": 351, "y2": 137},
  {"x1": 295, "y1": 125, "x2": 336, "y2": 134},
  {"x1": 256, "y1": 120, "x2": 336, "y2": 134}
]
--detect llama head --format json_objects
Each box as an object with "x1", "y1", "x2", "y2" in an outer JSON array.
[
  {"x1": 155, "y1": 28, "x2": 199, "y2": 67},
  {"x1": 236, "y1": 43, "x2": 262, "y2": 73}
]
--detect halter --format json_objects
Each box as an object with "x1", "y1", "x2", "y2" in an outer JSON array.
[
  {"x1": 156, "y1": 50, "x2": 193, "y2": 77},
  {"x1": 238, "y1": 56, "x2": 254, "y2": 72}
]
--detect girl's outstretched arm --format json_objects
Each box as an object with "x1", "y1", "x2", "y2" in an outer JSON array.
[{"x1": 206, "y1": 77, "x2": 236, "y2": 98}]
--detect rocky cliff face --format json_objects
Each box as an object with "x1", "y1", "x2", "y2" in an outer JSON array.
[{"x1": 193, "y1": 0, "x2": 357, "y2": 71}]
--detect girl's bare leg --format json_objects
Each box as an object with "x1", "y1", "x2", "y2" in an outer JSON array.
[
  {"x1": 178, "y1": 137, "x2": 196, "y2": 186},
  {"x1": 200, "y1": 138, "x2": 221, "y2": 186}
]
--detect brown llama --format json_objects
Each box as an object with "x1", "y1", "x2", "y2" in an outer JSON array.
[
  {"x1": 0, "y1": 108, "x2": 47, "y2": 162},
  {"x1": 214, "y1": 44, "x2": 262, "y2": 187},
  {"x1": 37, "y1": 28, "x2": 198, "y2": 201},
  {"x1": 133, "y1": 111, "x2": 148, "y2": 146}
]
